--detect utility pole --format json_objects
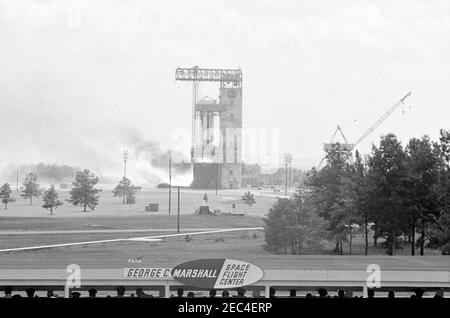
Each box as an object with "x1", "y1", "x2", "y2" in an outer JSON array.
[
  {"x1": 289, "y1": 155, "x2": 293, "y2": 188},
  {"x1": 16, "y1": 168, "x2": 19, "y2": 192},
  {"x1": 122, "y1": 150, "x2": 128, "y2": 204},
  {"x1": 123, "y1": 150, "x2": 128, "y2": 178},
  {"x1": 285, "y1": 159, "x2": 288, "y2": 196},
  {"x1": 215, "y1": 162, "x2": 220, "y2": 195},
  {"x1": 168, "y1": 157, "x2": 172, "y2": 215},
  {"x1": 177, "y1": 186, "x2": 180, "y2": 233},
  {"x1": 283, "y1": 153, "x2": 292, "y2": 196}
]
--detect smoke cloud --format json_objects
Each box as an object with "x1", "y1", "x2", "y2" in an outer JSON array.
[{"x1": 122, "y1": 128, "x2": 192, "y2": 174}]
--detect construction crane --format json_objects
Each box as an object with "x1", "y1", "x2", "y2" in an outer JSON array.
[
  {"x1": 318, "y1": 91, "x2": 412, "y2": 167},
  {"x1": 323, "y1": 125, "x2": 353, "y2": 152},
  {"x1": 352, "y1": 91, "x2": 411, "y2": 148}
]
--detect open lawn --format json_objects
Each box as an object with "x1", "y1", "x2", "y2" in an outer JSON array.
[
  {"x1": 0, "y1": 228, "x2": 447, "y2": 271},
  {"x1": 0, "y1": 188, "x2": 445, "y2": 271},
  {"x1": 0, "y1": 188, "x2": 278, "y2": 217}
]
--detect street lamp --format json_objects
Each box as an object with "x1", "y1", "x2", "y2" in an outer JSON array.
[
  {"x1": 168, "y1": 156, "x2": 172, "y2": 215},
  {"x1": 283, "y1": 153, "x2": 293, "y2": 196},
  {"x1": 122, "y1": 150, "x2": 129, "y2": 204},
  {"x1": 123, "y1": 150, "x2": 129, "y2": 178}
]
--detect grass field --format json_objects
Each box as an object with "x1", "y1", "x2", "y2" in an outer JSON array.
[
  {"x1": 0, "y1": 187, "x2": 445, "y2": 271},
  {"x1": 0, "y1": 188, "x2": 280, "y2": 217},
  {"x1": 0, "y1": 188, "x2": 270, "y2": 268}
]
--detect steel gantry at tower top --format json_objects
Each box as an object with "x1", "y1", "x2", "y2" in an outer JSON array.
[{"x1": 175, "y1": 66, "x2": 242, "y2": 87}]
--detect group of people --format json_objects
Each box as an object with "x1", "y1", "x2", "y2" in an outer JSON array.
[
  {"x1": 312, "y1": 288, "x2": 444, "y2": 299},
  {"x1": 1, "y1": 286, "x2": 446, "y2": 298},
  {"x1": 172, "y1": 288, "x2": 245, "y2": 298},
  {"x1": 1, "y1": 286, "x2": 147, "y2": 298}
]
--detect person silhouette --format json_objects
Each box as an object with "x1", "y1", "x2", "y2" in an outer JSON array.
[
  {"x1": 88, "y1": 288, "x2": 97, "y2": 298},
  {"x1": 318, "y1": 288, "x2": 328, "y2": 298}
]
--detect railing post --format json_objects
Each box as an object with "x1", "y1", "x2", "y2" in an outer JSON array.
[
  {"x1": 265, "y1": 285, "x2": 270, "y2": 298},
  {"x1": 164, "y1": 283, "x2": 170, "y2": 298},
  {"x1": 362, "y1": 284, "x2": 368, "y2": 298},
  {"x1": 64, "y1": 285, "x2": 70, "y2": 298}
]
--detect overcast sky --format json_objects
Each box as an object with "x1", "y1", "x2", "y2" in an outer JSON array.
[{"x1": 1, "y1": 0, "x2": 449, "y2": 181}]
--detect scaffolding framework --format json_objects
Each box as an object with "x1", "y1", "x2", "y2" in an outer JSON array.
[{"x1": 175, "y1": 66, "x2": 242, "y2": 88}]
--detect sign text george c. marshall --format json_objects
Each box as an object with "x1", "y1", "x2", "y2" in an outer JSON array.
[
  {"x1": 124, "y1": 267, "x2": 172, "y2": 279},
  {"x1": 123, "y1": 259, "x2": 264, "y2": 289}
]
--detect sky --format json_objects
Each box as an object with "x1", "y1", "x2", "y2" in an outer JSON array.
[{"x1": 0, "y1": 0, "x2": 449, "y2": 184}]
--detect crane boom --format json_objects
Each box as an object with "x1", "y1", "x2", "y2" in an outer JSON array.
[
  {"x1": 318, "y1": 91, "x2": 412, "y2": 168},
  {"x1": 353, "y1": 91, "x2": 411, "y2": 147}
]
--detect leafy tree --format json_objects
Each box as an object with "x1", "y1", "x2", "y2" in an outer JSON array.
[
  {"x1": 403, "y1": 136, "x2": 441, "y2": 255},
  {"x1": 113, "y1": 177, "x2": 131, "y2": 204},
  {"x1": 428, "y1": 211, "x2": 450, "y2": 255},
  {"x1": 112, "y1": 177, "x2": 141, "y2": 205},
  {"x1": 428, "y1": 129, "x2": 450, "y2": 254},
  {"x1": 305, "y1": 146, "x2": 353, "y2": 253},
  {"x1": 33, "y1": 163, "x2": 77, "y2": 183},
  {"x1": 438, "y1": 129, "x2": 450, "y2": 163},
  {"x1": 20, "y1": 172, "x2": 41, "y2": 205},
  {"x1": 293, "y1": 130, "x2": 450, "y2": 256},
  {"x1": 308, "y1": 148, "x2": 377, "y2": 255},
  {"x1": 3, "y1": 163, "x2": 78, "y2": 184},
  {"x1": 0, "y1": 183, "x2": 15, "y2": 210},
  {"x1": 67, "y1": 169, "x2": 101, "y2": 212},
  {"x1": 242, "y1": 191, "x2": 256, "y2": 206},
  {"x1": 263, "y1": 195, "x2": 326, "y2": 255},
  {"x1": 264, "y1": 198, "x2": 294, "y2": 254},
  {"x1": 241, "y1": 163, "x2": 306, "y2": 188},
  {"x1": 366, "y1": 134, "x2": 408, "y2": 255},
  {"x1": 242, "y1": 164, "x2": 262, "y2": 175},
  {"x1": 437, "y1": 130, "x2": 450, "y2": 217},
  {"x1": 336, "y1": 156, "x2": 367, "y2": 256},
  {"x1": 42, "y1": 185, "x2": 63, "y2": 215},
  {"x1": 345, "y1": 151, "x2": 371, "y2": 255},
  {"x1": 125, "y1": 185, "x2": 141, "y2": 206}
]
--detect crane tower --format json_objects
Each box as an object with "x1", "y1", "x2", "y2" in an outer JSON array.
[
  {"x1": 319, "y1": 91, "x2": 412, "y2": 167},
  {"x1": 175, "y1": 66, "x2": 243, "y2": 189}
]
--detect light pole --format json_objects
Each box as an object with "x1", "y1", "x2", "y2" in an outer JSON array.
[
  {"x1": 289, "y1": 154, "x2": 293, "y2": 188},
  {"x1": 123, "y1": 150, "x2": 128, "y2": 178},
  {"x1": 283, "y1": 153, "x2": 292, "y2": 196},
  {"x1": 123, "y1": 150, "x2": 128, "y2": 204},
  {"x1": 177, "y1": 186, "x2": 180, "y2": 233},
  {"x1": 168, "y1": 157, "x2": 172, "y2": 215},
  {"x1": 216, "y1": 162, "x2": 220, "y2": 195}
]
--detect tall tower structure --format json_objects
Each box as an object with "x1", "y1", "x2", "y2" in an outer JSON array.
[{"x1": 175, "y1": 66, "x2": 243, "y2": 189}]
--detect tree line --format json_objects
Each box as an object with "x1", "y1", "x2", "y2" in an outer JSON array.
[
  {"x1": 264, "y1": 129, "x2": 450, "y2": 256},
  {"x1": 242, "y1": 163, "x2": 306, "y2": 188},
  {"x1": 0, "y1": 169, "x2": 141, "y2": 214},
  {"x1": 1, "y1": 163, "x2": 79, "y2": 184}
]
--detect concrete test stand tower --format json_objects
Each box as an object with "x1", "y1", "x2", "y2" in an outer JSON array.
[{"x1": 175, "y1": 66, "x2": 243, "y2": 189}]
